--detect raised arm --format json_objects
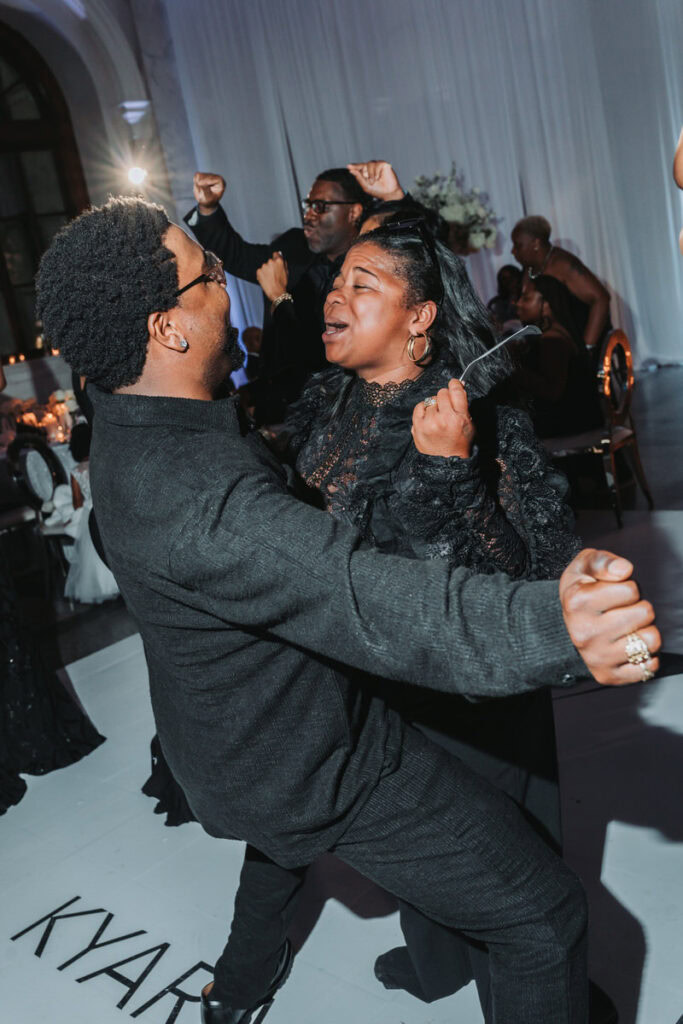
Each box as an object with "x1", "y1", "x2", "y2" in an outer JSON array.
[
  {"x1": 169, "y1": 439, "x2": 658, "y2": 697},
  {"x1": 555, "y1": 251, "x2": 610, "y2": 349},
  {"x1": 347, "y1": 161, "x2": 405, "y2": 201},
  {"x1": 184, "y1": 172, "x2": 272, "y2": 282}
]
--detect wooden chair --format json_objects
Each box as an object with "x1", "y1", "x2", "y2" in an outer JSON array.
[{"x1": 543, "y1": 329, "x2": 654, "y2": 527}]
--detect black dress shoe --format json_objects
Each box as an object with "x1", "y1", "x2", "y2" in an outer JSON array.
[
  {"x1": 374, "y1": 946, "x2": 431, "y2": 1002},
  {"x1": 589, "y1": 980, "x2": 618, "y2": 1024},
  {"x1": 201, "y1": 939, "x2": 293, "y2": 1024}
]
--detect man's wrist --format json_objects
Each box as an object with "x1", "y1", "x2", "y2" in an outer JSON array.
[
  {"x1": 197, "y1": 204, "x2": 220, "y2": 217},
  {"x1": 271, "y1": 292, "x2": 293, "y2": 314}
]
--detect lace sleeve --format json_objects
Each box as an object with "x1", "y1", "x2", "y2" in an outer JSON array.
[
  {"x1": 380, "y1": 403, "x2": 579, "y2": 580},
  {"x1": 491, "y1": 405, "x2": 580, "y2": 580},
  {"x1": 384, "y1": 444, "x2": 531, "y2": 577}
]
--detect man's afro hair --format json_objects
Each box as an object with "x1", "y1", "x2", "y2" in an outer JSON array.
[{"x1": 36, "y1": 196, "x2": 179, "y2": 391}]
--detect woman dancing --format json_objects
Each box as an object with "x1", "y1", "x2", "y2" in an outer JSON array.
[{"x1": 283, "y1": 222, "x2": 605, "y2": 1019}]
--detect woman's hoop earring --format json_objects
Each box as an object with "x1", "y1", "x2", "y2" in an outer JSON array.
[{"x1": 407, "y1": 332, "x2": 432, "y2": 366}]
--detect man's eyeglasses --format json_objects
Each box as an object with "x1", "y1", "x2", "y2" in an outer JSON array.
[
  {"x1": 175, "y1": 250, "x2": 226, "y2": 297},
  {"x1": 300, "y1": 199, "x2": 357, "y2": 216}
]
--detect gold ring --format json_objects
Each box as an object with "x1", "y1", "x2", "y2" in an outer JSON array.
[
  {"x1": 423, "y1": 396, "x2": 437, "y2": 408},
  {"x1": 625, "y1": 632, "x2": 651, "y2": 666}
]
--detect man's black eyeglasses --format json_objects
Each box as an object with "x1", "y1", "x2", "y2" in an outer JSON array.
[
  {"x1": 300, "y1": 199, "x2": 357, "y2": 216},
  {"x1": 175, "y1": 250, "x2": 226, "y2": 297}
]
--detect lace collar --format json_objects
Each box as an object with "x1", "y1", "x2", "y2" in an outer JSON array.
[{"x1": 357, "y1": 374, "x2": 425, "y2": 408}]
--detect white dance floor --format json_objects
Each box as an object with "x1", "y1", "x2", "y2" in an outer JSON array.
[{"x1": 2, "y1": 510, "x2": 683, "y2": 1024}]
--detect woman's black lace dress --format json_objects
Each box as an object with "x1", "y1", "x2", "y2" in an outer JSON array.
[
  {"x1": 0, "y1": 551, "x2": 105, "y2": 815},
  {"x1": 286, "y1": 356, "x2": 581, "y2": 1005}
]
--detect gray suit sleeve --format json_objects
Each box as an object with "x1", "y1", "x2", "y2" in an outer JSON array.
[{"x1": 169, "y1": 460, "x2": 586, "y2": 698}]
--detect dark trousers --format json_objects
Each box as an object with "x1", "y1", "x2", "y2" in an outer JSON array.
[
  {"x1": 214, "y1": 724, "x2": 588, "y2": 1023},
  {"x1": 395, "y1": 687, "x2": 563, "y2": 1018}
]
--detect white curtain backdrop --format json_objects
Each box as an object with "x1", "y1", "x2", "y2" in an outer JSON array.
[{"x1": 161, "y1": 0, "x2": 683, "y2": 364}]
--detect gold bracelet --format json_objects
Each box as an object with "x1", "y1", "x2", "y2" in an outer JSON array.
[{"x1": 271, "y1": 292, "x2": 293, "y2": 314}]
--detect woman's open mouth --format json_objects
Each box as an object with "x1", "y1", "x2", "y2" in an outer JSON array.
[{"x1": 322, "y1": 320, "x2": 348, "y2": 342}]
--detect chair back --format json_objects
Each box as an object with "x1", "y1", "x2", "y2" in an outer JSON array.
[
  {"x1": 7, "y1": 435, "x2": 68, "y2": 508},
  {"x1": 597, "y1": 329, "x2": 634, "y2": 429}
]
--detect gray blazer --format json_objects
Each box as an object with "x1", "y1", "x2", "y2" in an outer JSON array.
[{"x1": 89, "y1": 388, "x2": 584, "y2": 867}]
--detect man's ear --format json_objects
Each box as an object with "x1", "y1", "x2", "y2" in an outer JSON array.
[
  {"x1": 410, "y1": 300, "x2": 438, "y2": 334},
  {"x1": 147, "y1": 311, "x2": 188, "y2": 352},
  {"x1": 349, "y1": 202, "x2": 365, "y2": 228}
]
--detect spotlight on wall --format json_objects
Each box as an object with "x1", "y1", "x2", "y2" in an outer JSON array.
[
  {"x1": 127, "y1": 166, "x2": 148, "y2": 186},
  {"x1": 120, "y1": 100, "x2": 151, "y2": 191}
]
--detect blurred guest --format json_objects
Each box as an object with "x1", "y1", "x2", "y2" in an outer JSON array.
[
  {"x1": 71, "y1": 370, "x2": 93, "y2": 423},
  {"x1": 674, "y1": 127, "x2": 683, "y2": 254},
  {"x1": 514, "y1": 274, "x2": 602, "y2": 438},
  {"x1": 675, "y1": 126, "x2": 683, "y2": 188},
  {"x1": 242, "y1": 325, "x2": 262, "y2": 382},
  {"x1": 233, "y1": 326, "x2": 263, "y2": 421},
  {"x1": 63, "y1": 422, "x2": 119, "y2": 604},
  {"x1": 0, "y1": 370, "x2": 105, "y2": 814},
  {"x1": 185, "y1": 167, "x2": 369, "y2": 422},
  {"x1": 487, "y1": 264, "x2": 523, "y2": 332},
  {"x1": 511, "y1": 215, "x2": 611, "y2": 355}
]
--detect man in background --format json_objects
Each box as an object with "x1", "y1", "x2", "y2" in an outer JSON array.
[
  {"x1": 186, "y1": 167, "x2": 368, "y2": 421},
  {"x1": 186, "y1": 161, "x2": 408, "y2": 422}
]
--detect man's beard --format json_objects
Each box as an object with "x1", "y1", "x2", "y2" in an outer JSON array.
[{"x1": 224, "y1": 325, "x2": 245, "y2": 371}]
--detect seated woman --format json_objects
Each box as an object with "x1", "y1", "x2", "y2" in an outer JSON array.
[
  {"x1": 486, "y1": 263, "x2": 522, "y2": 333},
  {"x1": 283, "y1": 223, "x2": 583, "y2": 1016},
  {"x1": 511, "y1": 215, "x2": 611, "y2": 357},
  {"x1": 514, "y1": 273, "x2": 603, "y2": 438}
]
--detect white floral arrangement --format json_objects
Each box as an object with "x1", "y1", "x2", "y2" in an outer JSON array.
[{"x1": 411, "y1": 163, "x2": 500, "y2": 252}]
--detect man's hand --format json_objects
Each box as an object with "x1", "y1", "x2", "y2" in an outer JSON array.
[
  {"x1": 560, "y1": 549, "x2": 660, "y2": 685},
  {"x1": 193, "y1": 172, "x2": 226, "y2": 215},
  {"x1": 257, "y1": 252, "x2": 289, "y2": 303},
  {"x1": 411, "y1": 379, "x2": 474, "y2": 459},
  {"x1": 347, "y1": 161, "x2": 404, "y2": 202}
]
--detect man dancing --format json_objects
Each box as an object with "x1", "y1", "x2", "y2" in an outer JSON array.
[{"x1": 36, "y1": 197, "x2": 659, "y2": 1024}]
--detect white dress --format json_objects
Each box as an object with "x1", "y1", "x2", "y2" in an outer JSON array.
[{"x1": 63, "y1": 463, "x2": 119, "y2": 604}]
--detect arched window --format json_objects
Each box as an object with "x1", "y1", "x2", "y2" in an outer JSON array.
[{"x1": 0, "y1": 21, "x2": 88, "y2": 357}]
